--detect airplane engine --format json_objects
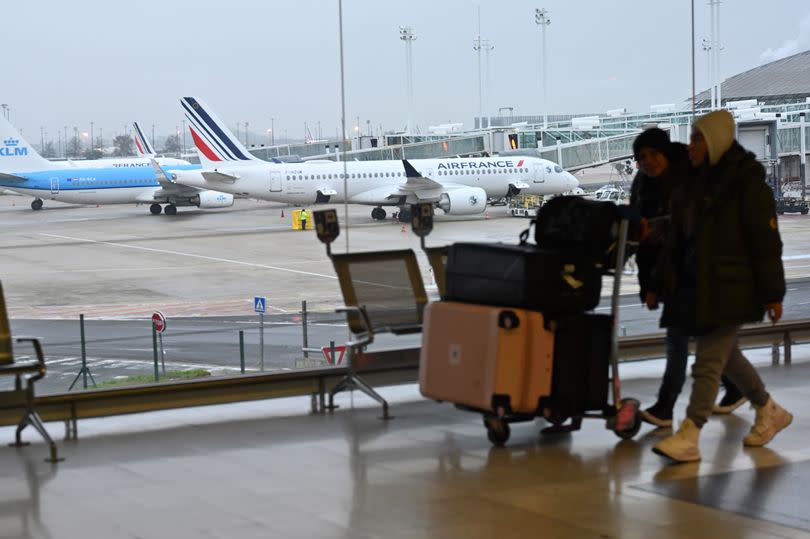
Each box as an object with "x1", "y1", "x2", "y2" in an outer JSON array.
[
  {"x1": 437, "y1": 187, "x2": 487, "y2": 215},
  {"x1": 194, "y1": 190, "x2": 234, "y2": 208}
]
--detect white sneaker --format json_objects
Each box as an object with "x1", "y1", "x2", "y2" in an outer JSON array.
[
  {"x1": 743, "y1": 397, "x2": 793, "y2": 447},
  {"x1": 653, "y1": 418, "x2": 701, "y2": 463}
]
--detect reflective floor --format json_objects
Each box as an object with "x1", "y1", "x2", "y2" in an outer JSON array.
[{"x1": 1, "y1": 352, "x2": 809, "y2": 538}]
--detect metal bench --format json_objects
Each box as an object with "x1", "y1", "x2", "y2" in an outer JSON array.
[
  {"x1": 0, "y1": 282, "x2": 61, "y2": 462},
  {"x1": 314, "y1": 210, "x2": 428, "y2": 418}
]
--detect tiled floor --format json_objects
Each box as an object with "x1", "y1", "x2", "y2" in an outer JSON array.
[{"x1": 2, "y1": 354, "x2": 809, "y2": 538}]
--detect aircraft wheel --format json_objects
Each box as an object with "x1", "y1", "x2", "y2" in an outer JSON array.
[
  {"x1": 371, "y1": 207, "x2": 387, "y2": 220},
  {"x1": 31, "y1": 199, "x2": 43, "y2": 211},
  {"x1": 164, "y1": 204, "x2": 178, "y2": 216},
  {"x1": 149, "y1": 203, "x2": 163, "y2": 215}
]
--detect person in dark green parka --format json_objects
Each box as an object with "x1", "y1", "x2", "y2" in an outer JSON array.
[{"x1": 653, "y1": 110, "x2": 792, "y2": 464}]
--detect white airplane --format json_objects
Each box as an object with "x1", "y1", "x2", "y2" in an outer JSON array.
[
  {"x1": 0, "y1": 115, "x2": 233, "y2": 214},
  {"x1": 174, "y1": 97, "x2": 579, "y2": 220}
]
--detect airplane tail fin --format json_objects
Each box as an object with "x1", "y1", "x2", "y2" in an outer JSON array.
[
  {"x1": 180, "y1": 97, "x2": 258, "y2": 168},
  {"x1": 0, "y1": 116, "x2": 56, "y2": 172},
  {"x1": 132, "y1": 121, "x2": 156, "y2": 157}
]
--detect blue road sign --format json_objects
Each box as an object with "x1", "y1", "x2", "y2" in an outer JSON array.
[{"x1": 254, "y1": 296, "x2": 267, "y2": 313}]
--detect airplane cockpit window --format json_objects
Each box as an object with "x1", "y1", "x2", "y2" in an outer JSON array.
[
  {"x1": 554, "y1": 165, "x2": 563, "y2": 173},
  {"x1": 546, "y1": 166, "x2": 552, "y2": 173}
]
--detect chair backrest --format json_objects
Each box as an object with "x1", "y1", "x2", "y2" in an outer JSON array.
[
  {"x1": 331, "y1": 249, "x2": 428, "y2": 335},
  {"x1": 424, "y1": 246, "x2": 448, "y2": 297},
  {"x1": 0, "y1": 282, "x2": 12, "y2": 365}
]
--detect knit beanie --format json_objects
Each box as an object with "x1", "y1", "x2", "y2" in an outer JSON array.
[
  {"x1": 632, "y1": 127, "x2": 671, "y2": 160},
  {"x1": 693, "y1": 109, "x2": 735, "y2": 166}
]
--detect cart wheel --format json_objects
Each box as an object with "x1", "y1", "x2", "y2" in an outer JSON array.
[
  {"x1": 613, "y1": 398, "x2": 642, "y2": 440},
  {"x1": 484, "y1": 415, "x2": 510, "y2": 446}
]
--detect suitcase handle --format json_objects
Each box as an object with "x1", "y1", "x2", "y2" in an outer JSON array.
[{"x1": 498, "y1": 310, "x2": 520, "y2": 330}]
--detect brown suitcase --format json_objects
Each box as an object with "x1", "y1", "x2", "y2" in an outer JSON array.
[{"x1": 419, "y1": 301, "x2": 554, "y2": 415}]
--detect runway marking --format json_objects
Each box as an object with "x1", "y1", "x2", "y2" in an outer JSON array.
[{"x1": 39, "y1": 232, "x2": 337, "y2": 281}]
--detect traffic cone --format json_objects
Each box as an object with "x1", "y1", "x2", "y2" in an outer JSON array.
[
  {"x1": 485, "y1": 211, "x2": 490, "y2": 220},
  {"x1": 401, "y1": 225, "x2": 406, "y2": 233}
]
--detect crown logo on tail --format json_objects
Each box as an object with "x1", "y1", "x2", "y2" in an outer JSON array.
[{"x1": 3, "y1": 138, "x2": 19, "y2": 146}]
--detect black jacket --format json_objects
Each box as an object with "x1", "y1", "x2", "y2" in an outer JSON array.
[
  {"x1": 658, "y1": 141, "x2": 785, "y2": 332},
  {"x1": 629, "y1": 143, "x2": 689, "y2": 302}
]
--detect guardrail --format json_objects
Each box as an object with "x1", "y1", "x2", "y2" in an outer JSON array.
[{"x1": 1, "y1": 320, "x2": 807, "y2": 436}]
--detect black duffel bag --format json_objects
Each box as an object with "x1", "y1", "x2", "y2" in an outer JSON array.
[
  {"x1": 443, "y1": 242, "x2": 602, "y2": 314},
  {"x1": 532, "y1": 196, "x2": 621, "y2": 267}
]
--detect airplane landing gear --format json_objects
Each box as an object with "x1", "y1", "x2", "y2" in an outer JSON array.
[
  {"x1": 164, "y1": 204, "x2": 178, "y2": 216},
  {"x1": 31, "y1": 199, "x2": 43, "y2": 211},
  {"x1": 149, "y1": 203, "x2": 163, "y2": 215},
  {"x1": 371, "y1": 207, "x2": 387, "y2": 220}
]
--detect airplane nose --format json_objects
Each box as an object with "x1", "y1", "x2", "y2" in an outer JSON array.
[{"x1": 566, "y1": 172, "x2": 578, "y2": 190}]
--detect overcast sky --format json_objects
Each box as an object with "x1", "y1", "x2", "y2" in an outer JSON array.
[{"x1": 4, "y1": 0, "x2": 810, "y2": 146}]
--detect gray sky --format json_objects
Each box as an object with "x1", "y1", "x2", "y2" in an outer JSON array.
[{"x1": 4, "y1": 0, "x2": 810, "y2": 146}]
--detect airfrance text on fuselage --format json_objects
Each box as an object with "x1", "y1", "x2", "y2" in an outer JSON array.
[{"x1": 437, "y1": 160, "x2": 523, "y2": 170}]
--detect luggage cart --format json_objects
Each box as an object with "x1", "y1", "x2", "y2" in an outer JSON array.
[{"x1": 479, "y1": 206, "x2": 641, "y2": 445}]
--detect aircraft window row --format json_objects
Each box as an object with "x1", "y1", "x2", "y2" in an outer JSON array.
[
  {"x1": 286, "y1": 172, "x2": 405, "y2": 181},
  {"x1": 71, "y1": 179, "x2": 141, "y2": 187}
]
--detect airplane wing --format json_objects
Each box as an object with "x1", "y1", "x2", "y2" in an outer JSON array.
[
  {"x1": 0, "y1": 172, "x2": 26, "y2": 183},
  {"x1": 150, "y1": 159, "x2": 174, "y2": 183},
  {"x1": 148, "y1": 158, "x2": 215, "y2": 198},
  {"x1": 400, "y1": 159, "x2": 443, "y2": 191},
  {"x1": 349, "y1": 160, "x2": 468, "y2": 205}
]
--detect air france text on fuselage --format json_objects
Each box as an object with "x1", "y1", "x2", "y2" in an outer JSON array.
[{"x1": 437, "y1": 160, "x2": 523, "y2": 170}]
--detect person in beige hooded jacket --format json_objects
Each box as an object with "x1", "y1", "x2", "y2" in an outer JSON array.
[{"x1": 652, "y1": 110, "x2": 792, "y2": 464}]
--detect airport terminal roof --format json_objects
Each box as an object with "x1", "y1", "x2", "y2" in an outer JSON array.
[{"x1": 694, "y1": 49, "x2": 810, "y2": 107}]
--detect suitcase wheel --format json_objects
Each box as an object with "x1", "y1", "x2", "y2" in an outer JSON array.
[
  {"x1": 612, "y1": 398, "x2": 641, "y2": 440},
  {"x1": 483, "y1": 415, "x2": 511, "y2": 446},
  {"x1": 497, "y1": 311, "x2": 520, "y2": 330}
]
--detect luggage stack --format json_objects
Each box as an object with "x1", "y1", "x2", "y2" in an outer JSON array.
[{"x1": 419, "y1": 196, "x2": 641, "y2": 445}]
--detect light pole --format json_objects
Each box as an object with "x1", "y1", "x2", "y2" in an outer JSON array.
[
  {"x1": 270, "y1": 117, "x2": 275, "y2": 145},
  {"x1": 244, "y1": 121, "x2": 249, "y2": 147},
  {"x1": 483, "y1": 39, "x2": 494, "y2": 129},
  {"x1": 399, "y1": 25, "x2": 417, "y2": 134},
  {"x1": 182, "y1": 119, "x2": 186, "y2": 154},
  {"x1": 534, "y1": 8, "x2": 551, "y2": 130},
  {"x1": 701, "y1": 38, "x2": 714, "y2": 109},
  {"x1": 90, "y1": 121, "x2": 94, "y2": 152},
  {"x1": 473, "y1": 31, "x2": 483, "y2": 128},
  {"x1": 0, "y1": 104, "x2": 8, "y2": 121}
]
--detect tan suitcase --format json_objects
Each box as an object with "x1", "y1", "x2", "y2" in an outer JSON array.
[{"x1": 419, "y1": 301, "x2": 554, "y2": 414}]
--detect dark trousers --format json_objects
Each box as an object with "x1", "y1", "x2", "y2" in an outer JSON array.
[
  {"x1": 656, "y1": 326, "x2": 690, "y2": 411},
  {"x1": 300, "y1": 219, "x2": 307, "y2": 230}
]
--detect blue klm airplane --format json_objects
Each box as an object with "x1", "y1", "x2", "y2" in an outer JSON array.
[{"x1": 0, "y1": 116, "x2": 233, "y2": 214}]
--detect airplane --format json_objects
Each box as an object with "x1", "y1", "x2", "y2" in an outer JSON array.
[
  {"x1": 0, "y1": 115, "x2": 233, "y2": 214},
  {"x1": 174, "y1": 97, "x2": 579, "y2": 221}
]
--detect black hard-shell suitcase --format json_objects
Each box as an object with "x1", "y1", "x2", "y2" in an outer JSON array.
[
  {"x1": 541, "y1": 314, "x2": 611, "y2": 419},
  {"x1": 533, "y1": 196, "x2": 620, "y2": 266},
  {"x1": 444, "y1": 242, "x2": 602, "y2": 314}
]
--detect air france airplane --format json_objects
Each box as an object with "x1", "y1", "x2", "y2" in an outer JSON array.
[
  {"x1": 0, "y1": 116, "x2": 233, "y2": 214},
  {"x1": 174, "y1": 97, "x2": 578, "y2": 220}
]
